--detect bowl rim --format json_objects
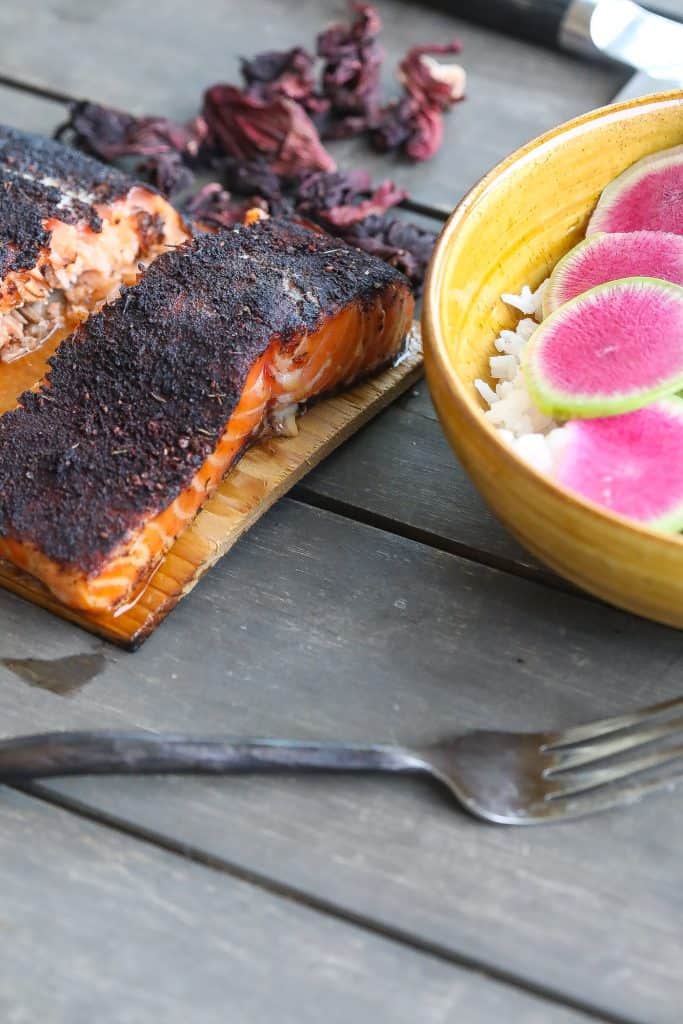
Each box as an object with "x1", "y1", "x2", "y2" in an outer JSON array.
[{"x1": 422, "y1": 87, "x2": 683, "y2": 553}]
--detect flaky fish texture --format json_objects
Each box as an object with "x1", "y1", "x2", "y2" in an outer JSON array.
[{"x1": 0, "y1": 125, "x2": 188, "y2": 362}]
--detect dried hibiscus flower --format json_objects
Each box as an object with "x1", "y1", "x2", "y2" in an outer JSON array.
[
  {"x1": 218, "y1": 157, "x2": 286, "y2": 204},
  {"x1": 294, "y1": 170, "x2": 406, "y2": 228},
  {"x1": 135, "y1": 150, "x2": 193, "y2": 195},
  {"x1": 241, "y1": 46, "x2": 328, "y2": 117},
  {"x1": 373, "y1": 42, "x2": 466, "y2": 161},
  {"x1": 317, "y1": 3, "x2": 384, "y2": 139},
  {"x1": 285, "y1": 170, "x2": 431, "y2": 292},
  {"x1": 55, "y1": 101, "x2": 136, "y2": 162},
  {"x1": 202, "y1": 84, "x2": 335, "y2": 176},
  {"x1": 55, "y1": 101, "x2": 200, "y2": 194},
  {"x1": 343, "y1": 214, "x2": 438, "y2": 290}
]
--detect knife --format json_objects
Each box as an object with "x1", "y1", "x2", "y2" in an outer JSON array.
[{"x1": 440, "y1": 0, "x2": 683, "y2": 101}]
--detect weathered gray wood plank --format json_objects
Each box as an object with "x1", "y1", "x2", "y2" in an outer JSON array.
[
  {"x1": 296, "y1": 398, "x2": 544, "y2": 575},
  {"x1": 3, "y1": 787, "x2": 601, "y2": 1024},
  {"x1": 0, "y1": 83, "x2": 65, "y2": 133},
  {"x1": 0, "y1": 0, "x2": 627, "y2": 209},
  {"x1": 0, "y1": 501, "x2": 682, "y2": 1023}
]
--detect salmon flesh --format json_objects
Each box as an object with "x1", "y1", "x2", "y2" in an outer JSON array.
[
  {"x1": 0, "y1": 217, "x2": 414, "y2": 611},
  {"x1": 0, "y1": 126, "x2": 188, "y2": 362}
]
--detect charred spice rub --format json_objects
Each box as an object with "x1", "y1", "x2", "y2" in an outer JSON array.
[{"x1": 0, "y1": 126, "x2": 134, "y2": 277}]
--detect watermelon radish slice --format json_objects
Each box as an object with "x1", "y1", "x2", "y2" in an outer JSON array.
[
  {"x1": 524, "y1": 277, "x2": 683, "y2": 419},
  {"x1": 543, "y1": 232, "x2": 683, "y2": 317},
  {"x1": 555, "y1": 400, "x2": 683, "y2": 532},
  {"x1": 587, "y1": 145, "x2": 683, "y2": 236}
]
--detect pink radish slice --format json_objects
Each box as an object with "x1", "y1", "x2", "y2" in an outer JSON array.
[
  {"x1": 523, "y1": 278, "x2": 683, "y2": 419},
  {"x1": 555, "y1": 400, "x2": 683, "y2": 531},
  {"x1": 587, "y1": 145, "x2": 683, "y2": 236},
  {"x1": 543, "y1": 232, "x2": 683, "y2": 317}
]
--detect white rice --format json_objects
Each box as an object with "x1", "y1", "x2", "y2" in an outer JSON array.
[{"x1": 474, "y1": 279, "x2": 570, "y2": 475}]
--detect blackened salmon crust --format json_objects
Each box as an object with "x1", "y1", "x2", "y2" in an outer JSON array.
[
  {"x1": 0, "y1": 218, "x2": 409, "y2": 573},
  {"x1": 0, "y1": 126, "x2": 138, "y2": 277}
]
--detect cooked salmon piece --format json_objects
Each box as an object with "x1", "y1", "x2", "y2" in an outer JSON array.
[
  {"x1": 0, "y1": 217, "x2": 414, "y2": 612},
  {"x1": 0, "y1": 126, "x2": 188, "y2": 362}
]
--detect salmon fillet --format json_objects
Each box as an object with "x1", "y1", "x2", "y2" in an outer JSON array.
[
  {"x1": 0, "y1": 217, "x2": 414, "y2": 611},
  {"x1": 0, "y1": 126, "x2": 188, "y2": 362}
]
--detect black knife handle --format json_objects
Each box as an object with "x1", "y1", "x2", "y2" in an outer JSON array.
[{"x1": 432, "y1": 0, "x2": 572, "y2": 48}]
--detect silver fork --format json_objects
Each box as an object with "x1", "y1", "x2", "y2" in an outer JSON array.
[{"x1": 3, "y1": 694, "x2": 683, "y2": 824}]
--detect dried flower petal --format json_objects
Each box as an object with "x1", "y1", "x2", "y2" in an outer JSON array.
[
  {"x1": 370, "y1": 97, "x2": 414, "y2": 154},
  {"x1": 318, "y1": 3, "x2": 384, "y2": 137},
  {"x1": 54, "y1": 101, "x2": 201, "y2": 195},
  {"x1": 399, "y1": 42, "x2": 466, "y2": 109},
  {"x1": 202, "y1": 84, "x2": 335, "y2": 176},
  {"x1": 321, "y1": 114, "x2": 373, "y2": 142},
  {"x1": 294, "y1": 167, "x2": 369, "y2": 211},
  {"x1": 294, "y1": 170, "x2": 406, "y2": 227},
  {"x1": 373, "y1": 41, "x2": 465, "y2": 161},
  {"x1": 55, "y1": 101, "x2": 137, "y2": 161},
  {"x1": 184, "y1": 115, "x2": 211, "y2": 159},
  {"x1": 219, "y1": 157, "x2": 285, "y2": 202},
  {"x1": 343, "y1": 214, "x2": 437, "y2": 291},
  {"x1": 137, "y1": 151, "x2": 194, "y2": 195},
  {"x1": 403, "y1": 103, "x2": 443, "y2": 162},
  {"x1": 125, "y1": 115, "x2": 197, "y2": 157},
  {"x1": 241, "y1": 46, "x2": 328, "y2": 116},
  {"x1": 416, "y1": 54, "x2": 467, "y2": 106}
]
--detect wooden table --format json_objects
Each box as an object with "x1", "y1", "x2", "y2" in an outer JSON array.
[{"x1": 0, "y1": 3, "x2": 681, "y2": 1021}]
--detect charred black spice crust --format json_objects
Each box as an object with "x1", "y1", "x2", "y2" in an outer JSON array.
[
  {"x1": 0, "y1": 125, "x2": 141, "y2": 277},
  {"x1": 0, "y1": 217, "x2": 409, "y2": 574}
]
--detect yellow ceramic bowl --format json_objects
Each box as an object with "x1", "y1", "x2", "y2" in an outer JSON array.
[{"x1": 422, "y1": 90, "x2": 683, "y2": 628}]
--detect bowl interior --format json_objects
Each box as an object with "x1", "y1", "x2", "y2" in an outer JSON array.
[{"x1": 433, "y1": 92, "x2": 683, "y2": 402}]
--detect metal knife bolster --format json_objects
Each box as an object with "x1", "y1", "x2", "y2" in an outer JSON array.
[
  {"x1": 559, "y1": 0, "x2": 604, "y2": 59},
  {"x1": 561, "y1": 0, "x2": 683, "y2": 81},
  {"x1": 443, "y1": 0, "x2": 683, "y2": 73}
]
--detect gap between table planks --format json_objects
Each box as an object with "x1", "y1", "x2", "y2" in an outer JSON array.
[
  {"x1": 0, "y1": 331, "x2": 422, "y2": 648},
  {"x1": 0, "y1": 786, "x2": 599, "y2": 1024},
  {"x1": 5, "y1": 498, "x2": 683, "y2": 1024}
]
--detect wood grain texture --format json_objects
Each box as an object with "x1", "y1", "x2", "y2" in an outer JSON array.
[
  {"x1": 0, "y1": 334, "x2": 422, "y2": 648},
  {"x1": 297, "y1": 398, "x2": 545, "y2": 577},
  {"x1": 3, "y1": 788, "x2": 601, "y2": 1024},
  {"x1": 1, "y1": 502, "x2": 683, "y2": 1024}
]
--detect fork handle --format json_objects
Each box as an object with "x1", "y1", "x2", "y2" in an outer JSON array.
[{"x1": 0, "y1": 731, "x2": 426, "y2": 781}]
